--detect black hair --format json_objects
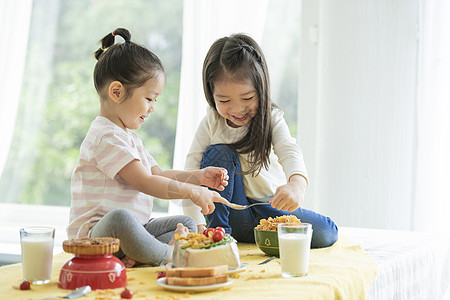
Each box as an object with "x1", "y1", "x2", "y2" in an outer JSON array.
[{"x1": 93, "y1": 28, "x2": 164, "y2": 99}]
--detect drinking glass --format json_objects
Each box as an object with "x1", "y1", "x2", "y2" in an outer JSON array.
[
  {"x1": 278, "y1": 223, "x2": 312, "y2": 277},
  {"x1": 20, "y1": 226, "x2": 55, "y2": 284}
]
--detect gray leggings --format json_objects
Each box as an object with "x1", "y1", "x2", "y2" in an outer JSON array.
[{"x1": 90, "y1": 208, "x2": 197, "y2": 266}]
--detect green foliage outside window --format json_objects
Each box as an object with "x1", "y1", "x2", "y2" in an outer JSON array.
[{"x1": 0, "y1": 0, "x2": 183, "y2": 212}]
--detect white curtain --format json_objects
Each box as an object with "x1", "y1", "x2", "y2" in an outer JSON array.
[
  {"x1": 173, "y1": 0, "x2": 269, "y2": 169},
  {"x1": 170, "y1": 0, "x2": 269, "y2": 214},
  {"x1": 298, "y1": 0, "x2": 450, "y2": 232},
  {"x1": 0, "y1": 0, "x2": 33, "y2": 177},
  {"x1": 414, "y1": 0, "x2": 450, "y2": 232}
]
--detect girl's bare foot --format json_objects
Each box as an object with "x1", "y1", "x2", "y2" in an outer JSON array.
[
  {"x1": 166, "y1": 223, "x2": 189, "y2": 264},
  {"x1": 169, "y1": 223, "x2": 189, "y2": 246}
]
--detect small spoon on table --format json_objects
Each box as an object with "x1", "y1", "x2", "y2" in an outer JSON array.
[
  {"x1": 39, "y1": 285, "x2": 92, "y2": 300},
  {"x1": 258, "y1": 256, "x2": 277, "y2": 265}
]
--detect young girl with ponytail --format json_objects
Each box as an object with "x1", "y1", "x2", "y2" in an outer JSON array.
[{"x1": 67, "y1": 28, "x2": 229, "y2": 267}]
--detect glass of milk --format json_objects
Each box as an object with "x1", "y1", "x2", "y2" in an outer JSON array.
[
  {"x1": 20, "y1": 227, "x2": 55, "y2": 284},
  {"x1": 278, "y1": 223, "x2": 312, "y2": 277}
]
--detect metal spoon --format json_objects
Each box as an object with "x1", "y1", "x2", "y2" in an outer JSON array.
[
  {"x1": 39, "y1": 285, "x2": 92, "y2": 300},
  {"x1": 258, "y1": 256, "x2": 277, "y2": 265},
  {"x1": 226, "y1": 202, "x2": 271, "y2": 210}
]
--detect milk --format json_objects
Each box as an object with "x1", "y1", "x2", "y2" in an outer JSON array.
[
  {"x1": 21, "y1": 235, "x2": 54, "y2": 283},
  {"x1": 279, "y1": 233, "x2": 311, "y2": 277}
]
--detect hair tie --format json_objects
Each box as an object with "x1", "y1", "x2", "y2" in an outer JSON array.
[
  {"x1": 111, "y1": 32, "x2": 116, "y2": 37},
  {"x1": 101, "y1": 46, "x2": 105, "y2": 51},
  {"x1": 125, "y1": 40, "x2": 131, "y2": 43}
]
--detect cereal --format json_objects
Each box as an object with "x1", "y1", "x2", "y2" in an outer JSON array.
[
  {"x1": 255, "y1": 215, "x2": 301, "y2": 231},
  {"x1": 175, "y1": 232, "x2": 214, "y2": 249}
]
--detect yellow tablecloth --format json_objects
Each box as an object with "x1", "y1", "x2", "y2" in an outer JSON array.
[{"x1": 0, "y1": 236, "x2": 377, "y2": 299}]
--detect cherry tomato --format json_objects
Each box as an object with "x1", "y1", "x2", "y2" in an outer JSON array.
[
  {"x1": 19, "y1": 280, "x2": 30, "y2": 290},
  {"x1": 157, "y1": 271, "x2": 166, "y2": 279},
  {"x1": 203, "y1": 228, "x2": 215, "y2": 237},
  {"x1": 214, "y1": 227, "x2": 225, "y2": 234},
  {"x1": 121, "y1": 288, "x2": 133, "y2": 299},
  {"x1": 212, "y1": 230, "x2": 225, "y2": 242}
]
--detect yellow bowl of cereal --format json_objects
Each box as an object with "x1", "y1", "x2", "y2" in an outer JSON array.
[{"x1": 254, "y1": 215, "x2": 301, "y2": 257}]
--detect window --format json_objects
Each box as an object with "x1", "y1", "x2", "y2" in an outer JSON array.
[
  {"x1": 1, "y1": 0, "x2": 305, "y2": 263},
  {"x1": 1, "y1": 0, "x2": 302, "y2": 214},
  {"x1": 0, "y1": 0, "x2": 184, "y2": 212}
]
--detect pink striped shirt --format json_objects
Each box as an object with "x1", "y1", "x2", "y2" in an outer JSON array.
[{"x1": 67, "y1": 116, "x2": 157, "y2": 238}]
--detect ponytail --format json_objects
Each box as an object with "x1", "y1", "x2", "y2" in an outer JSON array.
[{"x1": 94, "y1": 28, "x2": 132, "y2": 60}]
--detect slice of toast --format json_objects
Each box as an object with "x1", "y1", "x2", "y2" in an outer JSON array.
[
  {"x1": 166, "y1": 275, "x2": 228, "y2": 286},
  {"x1": 166, "y1": 265, "x2": 228, "y2": 278}
]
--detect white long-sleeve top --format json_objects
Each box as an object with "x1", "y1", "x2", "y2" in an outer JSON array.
[{"x1": 183, "y1": 106, "x2": 308, "y2": 225}]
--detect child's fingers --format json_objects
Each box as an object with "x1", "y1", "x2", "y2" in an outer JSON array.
[
  {"x1": 214, "y1": 196, "x2": 231, "y2": 207},
  {"x1": 219, "y1": 172, "x2": 228, "y2": 189},
  {"x1": 208, "y1": 203, "x2": 215, "y2": 214},
  {"x1": 269, "y1": 195, "x2": 276, "y2": 206},
  {"x1": 218, "y1": 168, "x2": 228, "y2": 181},
  {"x1": 216, "y1": 179, "x2": 228, "y2": 191},
  {"x1": 271, "y1": 196, "x2": 299, "y2": 212},
  {"x1": 201, "y1": 202, "x2": 215, "y2": 215},
  {"x1": 270, "y1": 193, "x2": 283, "y2": 209},
  {"x1": 278, "y1": 201, "x2": 290, "y2": 212},
  {"x1": 220, "y1": 172, "x2": 229, "y2": 183}
]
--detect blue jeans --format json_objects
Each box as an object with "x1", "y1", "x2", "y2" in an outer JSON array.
[{"x1": 201, "y1": 144, "x2": 338, "y2": 248}]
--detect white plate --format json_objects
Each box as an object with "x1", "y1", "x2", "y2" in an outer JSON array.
[
  {"x1": 165, "y1": 263, "x2": 247, "y2": 274},
  {"x1": 228, "y1": 263, "x2": 247, "y2": 274},
  {"x1": 156, "y1": 277, "x2": 233, "y2": 292}
]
